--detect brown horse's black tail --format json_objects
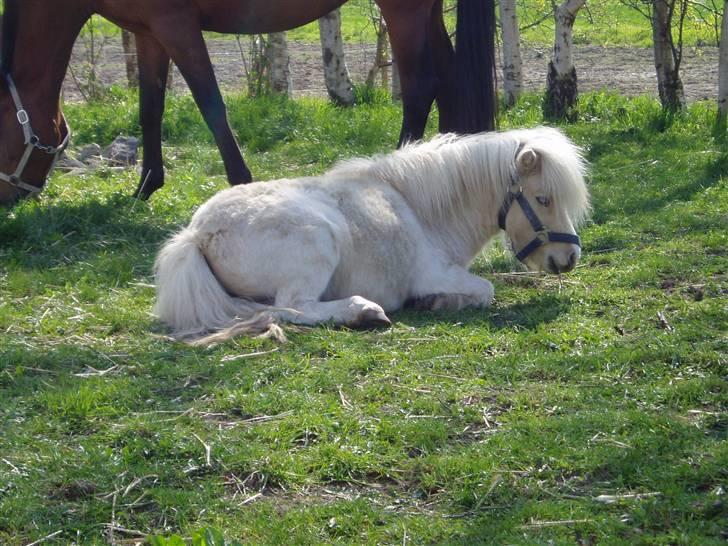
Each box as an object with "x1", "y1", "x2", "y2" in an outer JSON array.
[
  {"x1": 1, "y1": 0, "x2": 19, "y2": 74},
  {"x1": 454, "y1": 0, "x2": 497, "y2": 133}
]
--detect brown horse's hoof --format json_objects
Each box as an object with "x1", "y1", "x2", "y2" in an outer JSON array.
[
  {"x1": 133, "y1": 170, "x2": 164, "y2": 200},
  {"x1": 229, "y1": 167, "x2": 253, "y2": 185}
]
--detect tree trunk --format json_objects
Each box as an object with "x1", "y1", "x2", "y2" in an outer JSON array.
[
  {"x1": 391, "y1": 58, "x2": 401, "y2": 102},
  {"x1": 121, "y1": 30, "x2": 138, "y2": 88},
  {"x1": 718, "y1": 1, "x2": 728, "y2": 123},
  {"x1": 544, "y1": 0, "x2": 586, "y2": 120},
  {"x1": 318, "y1": 9, "x2": 355, "y2": 106},
  {"x1": 366, "y1": 15, "x2": 389, "y2": 90},
  {"x1": 167, "y1": 61, "x2": 174, "y2": 90},
  {"x1": 267, "y1": 32, "x2": 292, "y2": 96},
  {"x1": 652, "y1": 0, "x2": 686, "y2": 111},
  {"x1": 499, "y1": 0, "x2": 523, "y2": 107},
  {"x1": 244, "y1": 35, "x2": 268, "y2": 97}
]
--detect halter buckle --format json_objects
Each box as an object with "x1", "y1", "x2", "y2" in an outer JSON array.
[
  {"x1": 16, "y1": 109, "x2": 30, "y2": 125},
  {"x1": 535, "y1": 229, "x2": 550, "y2": 243}
]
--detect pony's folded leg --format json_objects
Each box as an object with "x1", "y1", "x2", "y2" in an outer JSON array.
[
  {"x1": 275, "y1": 296, "x2": 391, "y2": 329},
  {"x1": 411, "y1": 266, "x2": 495, "y2": 311},
  {"x1": 406, "y1": 293, "x2": 466, "y2": 311},
  {"x1": 405, "y1": 292, "x2": 491, "y2": 311}
]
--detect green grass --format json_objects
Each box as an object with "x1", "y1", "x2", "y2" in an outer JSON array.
[
  {"x1": 1, "y1": 91, "x2": 727, "y2": 544},
  {"x1": 519, "y1": 1, "x2": 723, "y2": 48}
]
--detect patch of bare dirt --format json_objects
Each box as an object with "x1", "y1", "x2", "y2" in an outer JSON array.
[{"x1": 63, "y1": 39, "x2": 719, "y2": 104}]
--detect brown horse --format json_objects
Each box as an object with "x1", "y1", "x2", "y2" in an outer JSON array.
[{"x1": 0, "y1": 0, "x2": 496, "y2": 205}]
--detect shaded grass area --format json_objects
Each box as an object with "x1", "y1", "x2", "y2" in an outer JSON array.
[{"x1": 1, "y1": 92, "x2": 727, "y2": 544}]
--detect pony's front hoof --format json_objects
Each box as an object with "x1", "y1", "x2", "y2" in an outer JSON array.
[{"x1": 350, "y1": 308, "x2": 392, "y2": 330}]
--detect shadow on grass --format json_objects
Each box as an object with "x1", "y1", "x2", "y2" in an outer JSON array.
[
  {"x1": 394, "y1": 294, "x2": 571, "y2": 333},
  {"x1": 0, "y1": 193, "x2": 176, "y2": 271},
  {"x1": 0, "y1": 337, "x2": 215, "y2": 408},
  {"x1": 587, "y1": 129, "x2": 727, "y2": 221},
  {"x1": 626, "y1": 151, "x2": 727, "y2": 217}
]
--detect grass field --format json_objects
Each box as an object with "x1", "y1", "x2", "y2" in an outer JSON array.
[{"x1": 1, "y1": 91, "x2": 727, "y2": 544}]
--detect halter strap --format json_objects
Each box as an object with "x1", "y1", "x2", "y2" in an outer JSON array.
[
  {"x1": 0, "y1": 72, "x2": 70, "y2": 194},
  {"x1": 498, "y1": 183, "x2": 581, "y2": 262}
]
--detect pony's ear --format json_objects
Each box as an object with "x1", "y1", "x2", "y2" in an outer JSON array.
[{"x1": 516, "y1": 147, "x2": 541, "y2": 176}]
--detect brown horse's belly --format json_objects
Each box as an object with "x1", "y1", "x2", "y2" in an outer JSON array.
[{"x1": 197, "y1": 0, "x2": 347, "y2": 34}]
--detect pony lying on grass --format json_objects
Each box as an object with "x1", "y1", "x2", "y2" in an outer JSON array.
[{"x1": 155, "y1": 127, "x2": 590, "y2": 344}]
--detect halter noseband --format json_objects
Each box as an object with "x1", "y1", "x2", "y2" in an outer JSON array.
[
  {"x1": 0, "y1": 72, "x2": 70, "y2": 195},
  {"x1": 498, "y1": 177, "x2": 581, "y2": 263}
]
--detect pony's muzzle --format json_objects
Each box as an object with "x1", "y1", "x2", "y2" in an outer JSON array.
[{"x1": 547, "y1": 247, "x2": 580, "y2": 274}]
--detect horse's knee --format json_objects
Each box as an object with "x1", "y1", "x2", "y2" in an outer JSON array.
[
  {"x1": 398, "y1": 76, "x2": 437, "y2": 144},
  {"x1": 401, "y1": 74, "x2": 437, "y2": 114}
]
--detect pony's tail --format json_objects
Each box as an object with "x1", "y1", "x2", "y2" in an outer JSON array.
[
  {"x1": 455, "y1": 0, "x2": 497, "y2": 133},
  {"x1": 154, "y1": 229, "x2": 287, "y2": 344}
]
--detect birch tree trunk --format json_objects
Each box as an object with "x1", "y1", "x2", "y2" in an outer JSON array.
[
  {"x1": 267, "y1": 32, "x2": 292, "y2": 96},
  {"x1": 244, "y1": 35, "x2": 268, "y2": 97},
  {"x1": 318, "y1": 9, "x2": 355, "y2": 106},
  {"x1": 391, "y1": 58, "x2": 401, "y2": 101},
  {"x1": 717, "y1": 1, "x2": 728, "y2": 123},
  {"x1": 652, "y1": 0, "x2": 686, "y2": 111},
  {"x1": 167, "y1": 62, "x2": 174, "y2": 90},
  {"x1": 121, "y1": 30, "x2": 138, "y2": 88},
  {"x1": 366, "y1": 16, "x2": 390, "y2": 90},
  {"x1": 544, "y1": 0, "x2": 586, "y2": 120},
  {"x1": 499, "y1": 0, "x2": 523, "y2": 107}
]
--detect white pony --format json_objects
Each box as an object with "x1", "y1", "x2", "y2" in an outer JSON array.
[{"x1": 155, "y1": 127, "x2": 589, "y2": 343}]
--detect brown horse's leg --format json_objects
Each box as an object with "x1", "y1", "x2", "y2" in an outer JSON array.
[
  {"x1": 152, "y1": 18, "x2": 252, "y2": 186},
  {"x1": 428, "y1": 1, "x2": 458, "y2": 134},
  {"x1": 381, "y1": 6, "x2": 436, "y2": 146},
  {"x1": 134, "y1": 34, "x2": 170, "y2": 199}
]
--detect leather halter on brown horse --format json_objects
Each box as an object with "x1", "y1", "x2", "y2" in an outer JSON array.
[{"x1": 0, "y1": 0, "x2": 496, "y2": 205}]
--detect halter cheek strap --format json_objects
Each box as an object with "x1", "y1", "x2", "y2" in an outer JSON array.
[
  {"x1": 498, "y1": 185, "x2": 581, "y2": 262},
  {"x1": 0, "y1": 73, "x2": 70, "y2": 194}
]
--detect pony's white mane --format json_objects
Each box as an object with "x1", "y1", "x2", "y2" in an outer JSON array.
[
  {"x1": 330, "y1": 127, "x2": 590, "y2": 227},
  {"x1": 508, "y1": 127, "x2": 591, "y2": 226}
]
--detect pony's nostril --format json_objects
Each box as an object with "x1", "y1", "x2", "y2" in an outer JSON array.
[
  {"x1": 548, "y1": 256, "x2": 559, "y2": 274},
  {"x1": 548, "y1": 253, "x2": 577, "y2": 274},
  {"x1": 565, "y1": 251, "x2": 577, "y2": 272}
]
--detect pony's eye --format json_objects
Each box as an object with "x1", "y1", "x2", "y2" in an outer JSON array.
[{"x1": 536, "y1": 195, "x2": 551, "y2": 207}]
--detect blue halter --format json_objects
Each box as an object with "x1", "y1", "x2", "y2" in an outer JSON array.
[{"x1": 498, "y1": 183, "x2": 581, "y2": 263}]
